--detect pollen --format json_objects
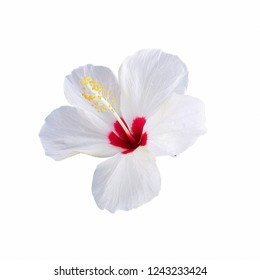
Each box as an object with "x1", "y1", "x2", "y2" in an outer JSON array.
[{"x1": 80, "y1": 76, "x2": 119, "y2": 113}]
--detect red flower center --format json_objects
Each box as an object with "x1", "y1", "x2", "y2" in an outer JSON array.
[{"x1": 108, "y1": 117, "x2": 147, "y2": 154}]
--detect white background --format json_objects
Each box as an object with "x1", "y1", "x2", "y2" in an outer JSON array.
[{"x1": 0, "y1": 0, "x2": 260, "y2": 279}]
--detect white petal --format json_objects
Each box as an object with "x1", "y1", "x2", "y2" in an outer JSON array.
[
  {"x1": 39, "y1": 106, "x2": 120, "y2": 160},
  {"x1": 119, "y1": 49, "x2": 188, "y2": 124},
  {"x1": 64, "y1": 65, "x2": 121, "y2": 126},
  {"x1": 145, "y1": 94, "x2": 206, "y2": 156},
  {"x1": 92, "y1": 146, "x2": 161, "y2": 212}
]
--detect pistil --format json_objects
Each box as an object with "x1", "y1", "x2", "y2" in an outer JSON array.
[{"x1": 80, "y1": 76, "x2": 137, "y2": 144}]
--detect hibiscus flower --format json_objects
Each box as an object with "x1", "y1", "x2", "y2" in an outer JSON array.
[{"x1": 39, "y1": 49, "x2": 206, "y2": 212}]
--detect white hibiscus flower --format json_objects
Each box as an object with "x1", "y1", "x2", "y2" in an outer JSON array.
[{"x1": 39, "y1": 49, "x2": 206, "y2": 213}]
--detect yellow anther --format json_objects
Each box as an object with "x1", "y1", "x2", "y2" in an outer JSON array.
[
  {"x1": 79, "y1": 76, "x2": 125, "y2": 127},
  {"x1": 82, "y1": 93, "x2": 95, "y2": 101},
  {"x1": 91, "y1": 101, "x2": 99, "y2": 108},
  {"x1": 109, "y1": 97, "x2": 116, "y2": 104}
]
